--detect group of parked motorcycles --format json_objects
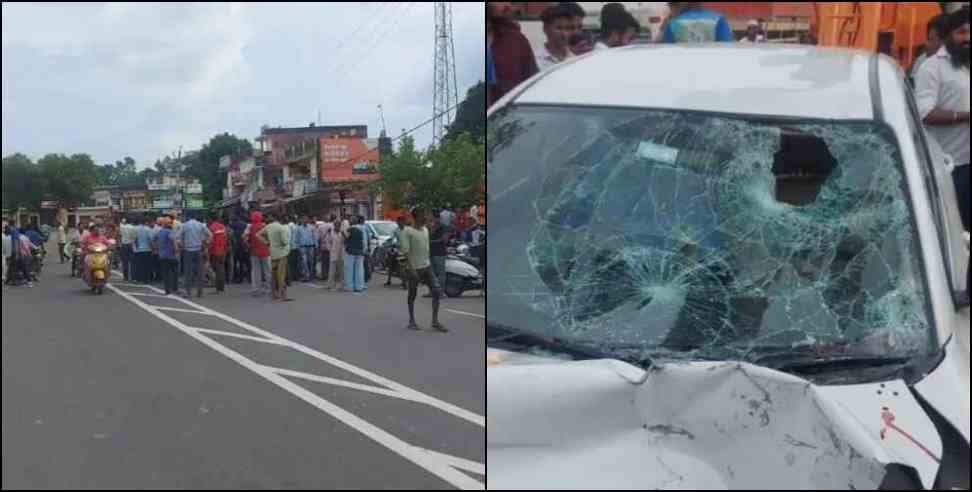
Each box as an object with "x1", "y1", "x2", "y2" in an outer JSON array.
[
  {"x1": 373, "y1": 234, "x2": 485, "y2": 298},
  {"x1": 4, "y1": 248, "x2": 46, "y2": 286}
]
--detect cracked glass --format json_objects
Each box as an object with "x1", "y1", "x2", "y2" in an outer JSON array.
[{"x1": 487, "y1": 106, "x2": 936, "y2": 365}]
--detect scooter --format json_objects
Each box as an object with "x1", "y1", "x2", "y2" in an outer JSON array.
[
  {"x1": 84, "y1": 241, "x2": 112, "y2": 295},
  {"x1": 444, "y1": 255, "x2": 483, "y2": 298}
]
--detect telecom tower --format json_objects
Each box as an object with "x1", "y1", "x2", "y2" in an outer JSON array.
[{"x1": 432, "y1": 2, "x2": 459, "y2": 145}]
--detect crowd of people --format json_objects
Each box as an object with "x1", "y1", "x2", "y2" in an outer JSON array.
[
  {"x1": 486, "y1": 2, "x2": 740, "y2": 108},
  {"x1": 1, "y1": 205, "x2": 485, "y2": 332}
]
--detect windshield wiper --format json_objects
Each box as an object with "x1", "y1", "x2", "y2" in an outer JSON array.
[
  {"x1": 767, "y1": 356, "x2": 914, "y2": 375},
  {"x1": 487, "y1": 322, "x2": 653, "y2": 367}
]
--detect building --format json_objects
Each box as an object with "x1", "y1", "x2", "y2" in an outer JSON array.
[
  {"x1": 146, "y1": 175, "x2": 204, "y2": 212},
  {"x1": 217, "y1": 123, "x2": 391, "y2": 220}
]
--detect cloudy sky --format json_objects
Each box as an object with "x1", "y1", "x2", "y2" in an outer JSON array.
[{"x1": 2, "y1": 2, "x2": 485, "y2": 168}]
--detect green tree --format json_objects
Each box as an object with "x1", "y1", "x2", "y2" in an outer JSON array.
[
  {"x1": 445, "y1": 81, "x2": 485, "y2": 143},
  {"x1": 429, "y1": 132, "x2": 486, "y2": 207},
  {"x1": 2, "y1": 153, "x2": 47, "y2": 210},
  {"x1": 38, "y1": 153, "x2": 97, "y2": 208},
  {"x1": 376, "y1": 133, "x2": 484, "y2": 211},
  {"x1": 188, "y1": 133, "x2": 253, "y2": 205},
  {"x1": 95, "y1": 156, "x2": 139, "y2": 186}
]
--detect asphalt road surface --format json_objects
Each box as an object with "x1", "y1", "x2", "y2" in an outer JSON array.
[{"x1": 2, "y1": 248, "x2": 485, "y2": 489}]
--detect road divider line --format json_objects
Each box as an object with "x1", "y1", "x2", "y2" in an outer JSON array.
[
  {"x1": 192, "y1": 328, "x2": 288, "y2": 346},
  {"x1": 125, "y1": 292, "x2": 175, "y2": 299},
  {"x1": 416, "y1": 448, "x2": 486, "y2": 476},
  {"x1": 154, "y1": 306, "x2": 213, "y2": 315},
  {"x1": 446, "y1": 309, "x2": 485, "y2": 319},
  {"x1": 106, "y1": 283, "x2": 485, "y2": 490},
  {"x1": 269, "y1": 367, "x2": 426, "y2": 402}
]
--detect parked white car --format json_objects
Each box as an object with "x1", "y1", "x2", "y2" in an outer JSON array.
[
  {"x1": 364, "y1": 220, "x2": 399, "y2": 256},
  {"x1": 486, "y1": 45, "x2": 970, "y2": 490}
]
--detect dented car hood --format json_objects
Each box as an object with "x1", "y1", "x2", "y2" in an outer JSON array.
[{"x1": 486, "y1": 335, "x2": 970, "y2": 490}]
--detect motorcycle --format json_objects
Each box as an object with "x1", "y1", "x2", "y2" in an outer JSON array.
[
  {"x1": 67, "y1": 242, "x2": 83, "y2": 278},
  {"x1": 31, "y1": 248, "x2": 46, "y2": 278},
  {"x1": 84, "y1": 241, "x2": 113, "y2": 295}
]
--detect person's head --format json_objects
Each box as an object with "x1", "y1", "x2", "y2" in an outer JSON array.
[
  {"x1": 943, "y1": 7, "x2": 970, "y2": 67},
  {"x1": 541, "y1": 4, "x2": 578, "y2": 51},
  {"x1": 745, "y1": 19, "x2": 760, "y2": 40},
  {"x1": 926, "y1": 14, "x2": 950, "y2": 56},
  {"x1": 89, "y1": 224, "x2": 100, "y2": 235},
  {"x1": 411, "y1": 207, "x2": 429, "y2": 226},
  {"x1": 487, "y1": 2, "x2": 515, "y2": 22},
  {"x1": 600, "y1": 4, "x2": 639, "y2": 47},
  {"x1": 396, "y1": 216, "x2": 406, "y2": 229}
]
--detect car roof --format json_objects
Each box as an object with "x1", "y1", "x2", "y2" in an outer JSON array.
[{"x1": 510, "y1": 44, "x2": 883, "y2": 120}]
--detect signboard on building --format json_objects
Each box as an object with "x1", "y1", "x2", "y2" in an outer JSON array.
[
  {"x1": 153, "y1": 200, "x2": 173, "y2": 209},
  {"x1": 148, "y1": 183, "x2": 173, "y2": 191},
  {"x1": 322, "y1": 143, "x2": 351, "y2": 163},
  {"x1": 183, "y1": 183, "x2": 203, "y2": 194},
  {"x1": 185, "y1": 198, "x2": 204, "y2": 209},
  {"x1": 41, "y1": 201, "x2": 59, "y2": 209}
]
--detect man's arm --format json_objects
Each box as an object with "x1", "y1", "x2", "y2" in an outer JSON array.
[
  {"x1": 255, "y1": 226, "x2": 270, "y2": 246},
  {"x1": 399, "y1": 229, "x2": 411, "y2": 257}
]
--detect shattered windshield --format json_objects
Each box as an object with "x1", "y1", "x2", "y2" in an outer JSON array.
[{"x1": 487, "y1": 105, "x2": 936, "y2": 365}]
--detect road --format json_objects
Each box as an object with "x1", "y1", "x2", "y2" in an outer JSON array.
[{"x1": 2, "y1": 246, "x2": 485, "y2": 490}]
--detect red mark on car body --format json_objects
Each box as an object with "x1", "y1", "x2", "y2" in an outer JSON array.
[{"x1": 880, "y1": 407, "x2": 940, "y2": 464}]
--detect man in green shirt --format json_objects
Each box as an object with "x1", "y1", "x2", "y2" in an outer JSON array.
[
  {"x1": 257, "y1": 212, "x2": 293, "y2": 302},
  {"x1": 399, "y1": 207, "x2": 446, "y2": 332}
]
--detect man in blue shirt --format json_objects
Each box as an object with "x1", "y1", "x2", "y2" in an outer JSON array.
[
  {"x1": 662, "y1": 2, "x2": 734, "y2": 43},
  {"x1": 155, "y1": 218, "x2": 180, "y2": 295},
  {"x1": 133, "y1": 216, "x2": 157, "y2": 284},
  {"x1": 176, "y1": 212, "x2": 213, "y2": 298},
  {"x1": 25, "y1": 225, "x2": 44, "y2": 250},
  {"x1": 297, "y1": 216, "x2": 316, "y2": 282}
]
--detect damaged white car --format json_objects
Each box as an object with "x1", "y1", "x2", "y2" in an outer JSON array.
[{"x1": 486, "y1": 45, "x2": 970, "y2": 490}]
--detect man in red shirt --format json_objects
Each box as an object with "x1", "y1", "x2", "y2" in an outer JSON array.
[
  {"x1": 243, "y1": 211, "x2": 271, "y2": 297},
  {"x1": 489, "y1": 2, "x2": 539, "y2": 102},
  {"x1": 208, "y1": 215, "x2": 228, "y2": 294}
]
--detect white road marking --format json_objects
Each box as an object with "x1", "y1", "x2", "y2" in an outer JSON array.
[
  {"x1": 191, "y1": 327, "x2": 288, "y2": 346},
  {"x1": 154, "y1": 306, "x2": 213, "y2": 315},
  {"x1": 125, "y1": 292, "x2": 175, "y2": 299},
  {"x1": 106, "y1": 282, "x2": 485, "y2": 490},
  {"x1": 269, "y1": 367, "x2": 432, "y2": 403},
  {"x1": 417, "y1": 448, "x2": 487, "y2": 476},
  {"x1": 446, "y1": 309, "x2": 485, "y2": 320}
]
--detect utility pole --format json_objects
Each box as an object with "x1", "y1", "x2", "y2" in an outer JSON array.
[{"x1": 432, "y1": 2, "x2": 459, "y2": 145}]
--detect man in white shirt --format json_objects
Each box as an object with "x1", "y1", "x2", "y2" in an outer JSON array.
[
  {"x1": 119, "y1": 217, "x2": 136, "y2": 281},
  {"x1": 318, "y1": 218, "x2": 334, "y2": 282},
  {"x1": 536, "y1": 4, "x2": 577, "y2": 71},
  {"x1": 910, "y1": 14, "x2": 948, "y2": 83},
  {"x1": 915, "y1": 8, "x2": 970, "y2": 229}
]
